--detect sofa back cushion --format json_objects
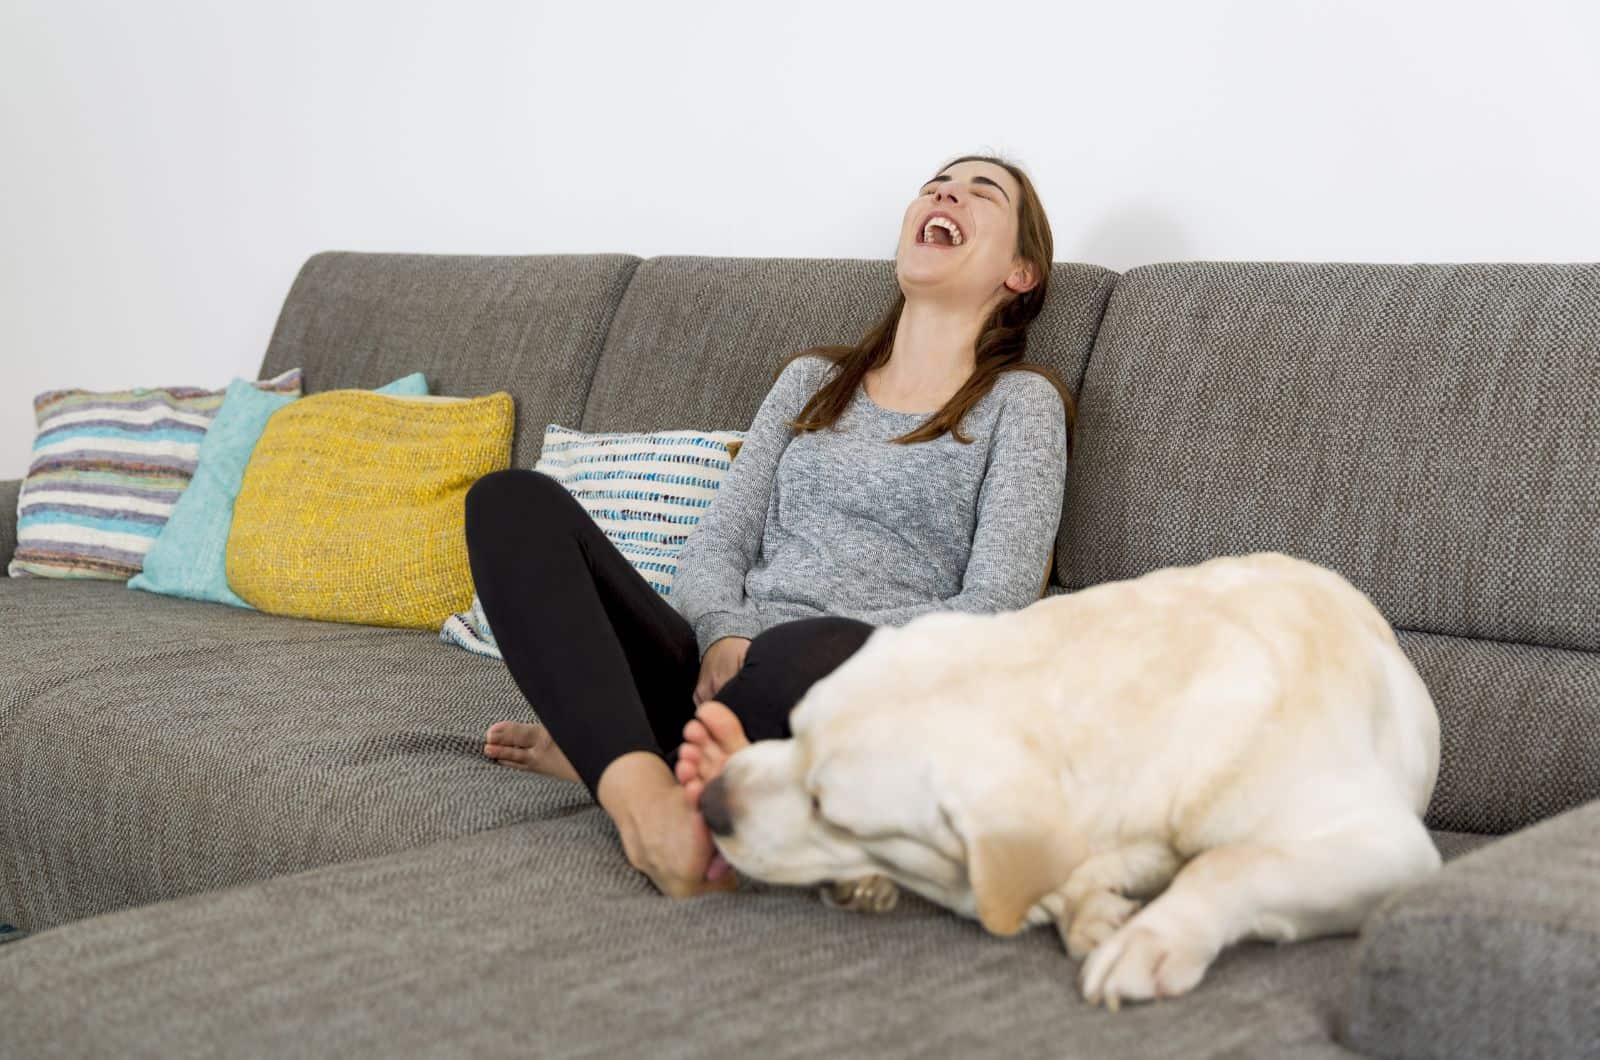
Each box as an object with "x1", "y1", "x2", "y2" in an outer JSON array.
[
  {"x1": 1059, "y1": 261, "x2": 1600, "y2": 833},
  {"x1": 581, "y1": 257, "x2": 1115, "y2": 433},
  {"x1": 1061, "y1": 261, "x2": 1599, "y2": 652},
  {"x1": 256, "y1": 252, "x2": 638, "y2": 469}
]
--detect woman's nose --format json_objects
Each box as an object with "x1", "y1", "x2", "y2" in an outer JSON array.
[{"x1": 934, "y1": 183, "x2": 963, "y2": 205}]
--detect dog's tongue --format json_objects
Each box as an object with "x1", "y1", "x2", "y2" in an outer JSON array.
[{"x1": 706, "y1": 852, "x2": 731, "y2": 881}]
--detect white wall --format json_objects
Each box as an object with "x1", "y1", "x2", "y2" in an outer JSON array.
[{"x1": 3, "y1": 0, "x2": 1597, "y2": 477}]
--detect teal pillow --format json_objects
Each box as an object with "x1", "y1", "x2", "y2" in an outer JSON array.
[{"x1": 128, "y1": 372, "x2": 429, "y2": 607}]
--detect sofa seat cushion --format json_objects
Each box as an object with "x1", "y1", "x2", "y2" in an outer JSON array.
[
  {"x1": 0, "y1": 810, "x2": 1490, "y2": 1059},
  {"x1": 0, "y1": 579, "x2": 590, "y2": 933},
  {"x1": 1342, "y1": 798, "x2": 1600, "y2": 1060}
]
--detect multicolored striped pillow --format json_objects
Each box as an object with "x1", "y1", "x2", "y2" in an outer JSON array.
[
  {"x1": 8, "y1": 368, "x2": 302, "y2": 580},
  {"x1": 440, "y1": 423, "x2": 745, "y2": 659}
]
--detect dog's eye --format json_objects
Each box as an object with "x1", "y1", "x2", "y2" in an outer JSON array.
[{"x1": 811, "y1": 794, "x2": 822, "y2": 814}]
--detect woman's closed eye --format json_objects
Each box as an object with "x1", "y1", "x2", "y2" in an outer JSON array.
[{"x1": 920, "y1": 186, "x2": 997, "y2": 205}]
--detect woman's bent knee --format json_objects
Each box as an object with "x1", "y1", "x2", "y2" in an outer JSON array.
[
  {"x1": 466, "y1": 469, "x2": 577, "y2": 532},
  {"x1": 746, "y1": 616, "x2": 877, "y2": 669}
]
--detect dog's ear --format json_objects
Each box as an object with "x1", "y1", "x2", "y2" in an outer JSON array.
[{"x1": 948, "y1": 772, "x2": 1076, "y2": 937}]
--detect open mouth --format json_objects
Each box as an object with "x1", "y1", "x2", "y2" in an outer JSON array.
[{"x1": 916, "y1": 213, "x2": 965, "y2": 248}]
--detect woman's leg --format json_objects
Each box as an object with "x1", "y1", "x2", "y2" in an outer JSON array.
[
  {"x1": 714, "y1": 616, "x2": 879, "y2": 741},
  {"x1": 464, "y1": 468, "x2": 734, "y2": 897},
  {"x1": 464, "y1": 468, "x2": 703, "y2": 799}
]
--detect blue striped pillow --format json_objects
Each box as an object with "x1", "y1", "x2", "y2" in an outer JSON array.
[
  {"x1": 8, "y1": 369, "x2": 303, "y2": 580},
  {"x1": 440, "y1": 423, "x2": 744, "y2": 660}
]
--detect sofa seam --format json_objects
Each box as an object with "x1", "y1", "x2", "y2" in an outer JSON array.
[
  {"x1": 1389, "y1": 622, "x2": 1600, "y2": 658},
  {"x1": 569, "y1": 256, "x2": 643, "y2": 441},
  {"x1": 1074, "y1": 268, "x2": 1120, "y2": 397}
]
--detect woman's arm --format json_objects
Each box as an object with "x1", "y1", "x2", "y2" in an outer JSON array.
[
  {"x1": 847, "y1": 374, "x2": 1069, "y2": 627},
  {"x1": 672, "y1": 355, "x2": 829, "y2": 659}
]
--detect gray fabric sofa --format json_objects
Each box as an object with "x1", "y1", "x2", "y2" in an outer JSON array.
[{"x1": 2, "y1": 253, "x2": 1595, "y2": 1059}]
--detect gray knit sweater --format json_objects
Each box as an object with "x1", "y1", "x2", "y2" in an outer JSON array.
[{"x1": 670, "y1": 353, "x2": 1068, "y2": 659}]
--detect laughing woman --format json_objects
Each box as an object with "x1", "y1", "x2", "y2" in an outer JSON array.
[{"x1": 464, "y1": 153, "x2": 1074, "y2": 898}]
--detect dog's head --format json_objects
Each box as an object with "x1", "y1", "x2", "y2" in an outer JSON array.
[{"x1": 700, "y1": 614, "x2": 1080, "y2": 935}]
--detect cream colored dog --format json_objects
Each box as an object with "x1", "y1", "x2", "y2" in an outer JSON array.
[{"x1": 698, "y1": 551, "x2": 1441, "y2": 1010}]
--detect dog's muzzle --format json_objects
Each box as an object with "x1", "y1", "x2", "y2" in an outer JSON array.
[{"x1": 701, "y1": 774, "x2": 734, "y2": 836}]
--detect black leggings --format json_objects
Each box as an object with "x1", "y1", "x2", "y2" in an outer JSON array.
[{"x1": 463, "y1": 468, "x2": 876, "y2": 802}]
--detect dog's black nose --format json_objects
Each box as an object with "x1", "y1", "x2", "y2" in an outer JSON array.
[{"x1": 700, "y1": 775, "x2": 734, "y2": 836}]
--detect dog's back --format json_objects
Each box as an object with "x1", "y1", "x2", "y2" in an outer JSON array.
[{"x1": 970, "y1": 551, "x2": 1439, "y2": 850}]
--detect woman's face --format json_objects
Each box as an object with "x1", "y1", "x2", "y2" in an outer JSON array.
[{"x1": 895, "y1": 159, "x2": 1037, "y2": 308}]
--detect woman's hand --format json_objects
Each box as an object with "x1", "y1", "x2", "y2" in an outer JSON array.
[{"x1": 694, "y1": 636, "x2": 751, "y2": 706}]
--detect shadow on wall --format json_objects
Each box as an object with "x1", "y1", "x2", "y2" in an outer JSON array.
[{"x1": 1067, "y1": 200, "x2": 1196, "y2": 272}]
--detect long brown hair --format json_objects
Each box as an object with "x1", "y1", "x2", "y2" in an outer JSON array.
[{"x1": 771, "y1": 153, "x2": 1076, "y2": 459}]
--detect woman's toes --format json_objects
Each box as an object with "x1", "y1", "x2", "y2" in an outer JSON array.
[
  {"x1": 485, "y1": 720, "x2": 541, "y2": 748},
  {"x1": 683, "y1": 718, "x2": 712, "y2": 749},
  {"x1": 699, "y1": 742, "x2": 727, "y2": 777},
  {"x1": 484, "y1": 742, "x2": 537, "y2": 771},
  {"x1": 696, "y1": 700, "x2": 751, "y2": 754}
]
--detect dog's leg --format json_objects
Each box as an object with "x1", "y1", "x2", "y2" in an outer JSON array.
[
  {"x1": 1042, "y1": 842, "x2": 1182, "y2": 959},
  {"x1": 821, "y1": 875, "x2": 900, "y2": 914},
  {"x1": 1079, "y1": 812, "x2": 1440, "y2": 1011}
]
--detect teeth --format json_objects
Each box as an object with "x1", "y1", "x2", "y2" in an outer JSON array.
[{"x1": 922, "y1": 216, "x2": 964, "y2": 245}]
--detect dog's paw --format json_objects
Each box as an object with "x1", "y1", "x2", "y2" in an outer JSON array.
[
  {"x1": 1078, "y1": 918, "x2": 1216, "y2": 1012},
  {"x1": 820, "y1": 875, "x2": 900, "y2": 914},
  {"x1": 1058, "y1": 891, "x2": 1141, "y2": 960}
]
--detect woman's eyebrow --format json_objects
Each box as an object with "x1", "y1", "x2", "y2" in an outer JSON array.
[{"x1": 921, "y1": 173, "x2": 1012, "y2": 203}]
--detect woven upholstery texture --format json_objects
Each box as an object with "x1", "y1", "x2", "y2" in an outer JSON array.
[
  {"x1": 0, "y1": 578, "x2": 591, "y2": 933},
  {"x1": 227, "y1": 391, "x2": 513, "y2": 630},
  {"x1": 1059, "y1": 262, "x2": 1600, "y2": 654},
  {"x1": 1400, "y1": 628, "x2": 1600, "y2": 834},
  {"x1": 256, "y1": 252, "x2": 639, "y2": 469},
  {"x1": 0, "y1": 801, "x2": 1489, "y2": 1059},
  {"x1": 1342, "y1": 799, "x2": 1600, "y2": 1060}
]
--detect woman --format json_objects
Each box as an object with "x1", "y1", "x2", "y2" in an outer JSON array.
[{"x1": 464, "y1": 153, "x2": 1075, "y2": 899}]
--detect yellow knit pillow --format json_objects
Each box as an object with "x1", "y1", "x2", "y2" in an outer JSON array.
[{"x1": 227, "y1": 390, "x2": 514, "y2": 630}]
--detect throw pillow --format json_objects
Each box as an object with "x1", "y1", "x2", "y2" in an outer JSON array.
[
  {"x1": 127, "y1": 372, "x2": 429, "y2": 607},
  {"x1": 225, "y1": 390, "x2": 514, "y2": 630},
  {"x1": 8, "y1": 368, "x2": 302, "y2": 580},
  {"x1": 439, "y1": 426, "x2": 746, "y2": 660}
]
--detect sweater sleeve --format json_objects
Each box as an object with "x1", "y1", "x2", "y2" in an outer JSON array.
[
  {"x1": 671, "y1": 355, "x2": 828, "y2": 659},
  {"x1": 845, "y1": 374, "x2": 1068, "y2": 628}
]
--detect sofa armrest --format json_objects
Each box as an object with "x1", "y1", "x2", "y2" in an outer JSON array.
[
  {"x1": 1341, "y1": 798, "x2": 1600, "y2": 1060},
  {"x1": 0, "y1": 477, "x2": 19, "y2": 569}
]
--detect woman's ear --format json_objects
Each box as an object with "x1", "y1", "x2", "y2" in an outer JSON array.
[
  {"x1": 947, "y1": 770, "x2": 1077, "y2": 936},
  {"x1": 1005, "y1": 258, "x2": 1041, "y2": 296}
]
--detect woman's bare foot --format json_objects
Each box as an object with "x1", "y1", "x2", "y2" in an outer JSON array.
[
  {"x1": 483, "y1": 720, "x2": 580, "y2": 783},
  {"x1": 596, "y1": 751, "x2": 741, "y2": 897},
  {"x1": 673, "y1": 700, "x2": 751, "y2": 806}
]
